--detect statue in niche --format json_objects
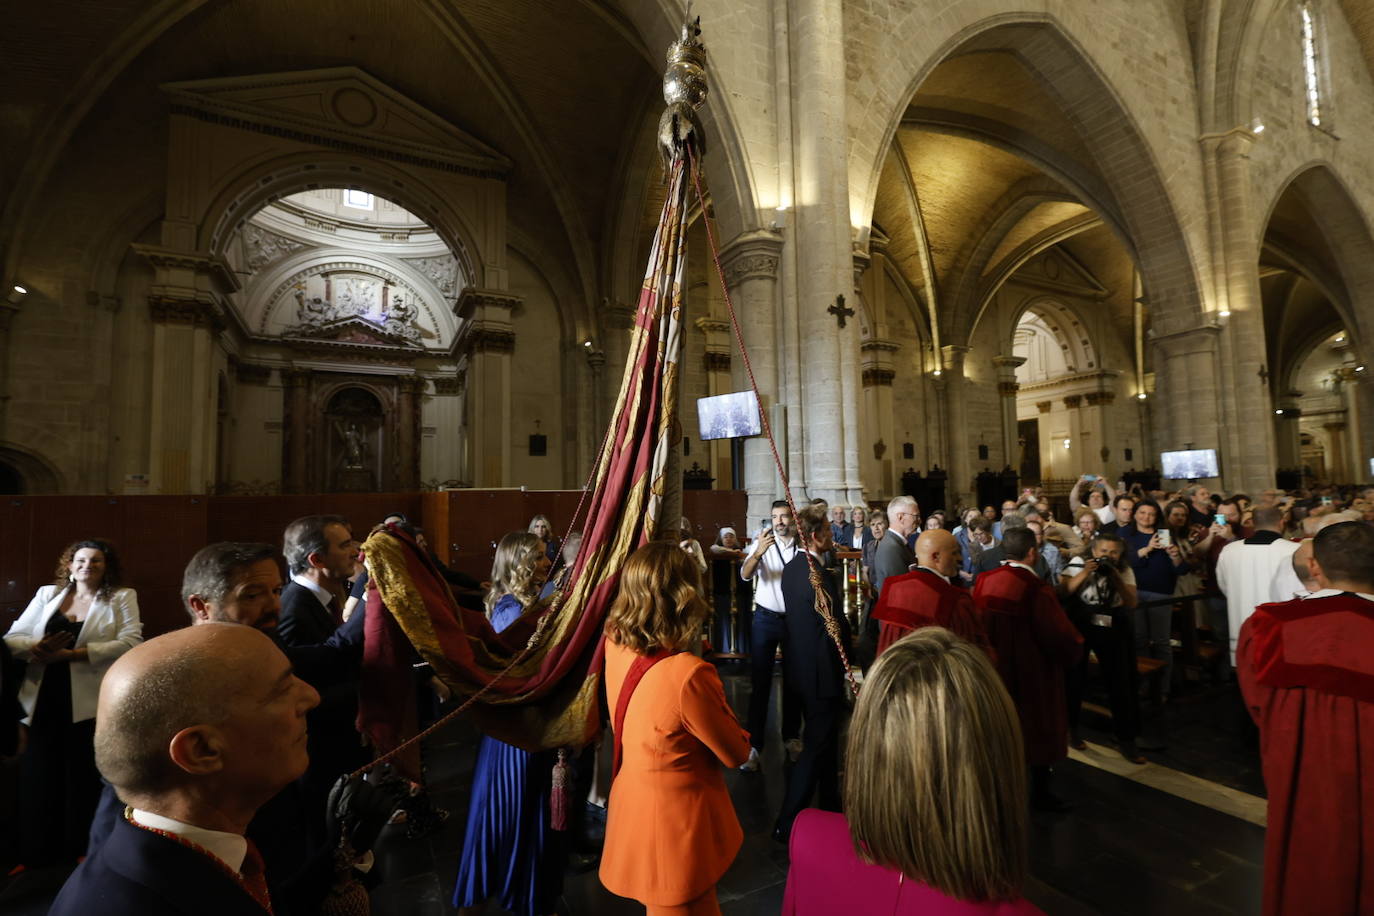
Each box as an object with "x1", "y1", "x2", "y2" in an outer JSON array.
[{"x1": 335, "y1": 420, "x2": 368, "y2": 470}]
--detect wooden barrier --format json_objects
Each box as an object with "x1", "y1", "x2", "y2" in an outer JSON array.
[{"x1": 0, "y1": 489, "x2": 747, "y2": 639}]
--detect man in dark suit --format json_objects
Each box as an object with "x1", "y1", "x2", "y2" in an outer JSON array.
[
  {"x1": 279, "y1": 514, "x2": 357, "y2": 647},
  {"x1": 52, "y1": 623, "x2": 320, "y2": 916},
  {"x1": 774, "y1": 505, "x2": 851, "y2": 843},
  {"x1": 872, "y1": 495, "x2": 919, "y2": 598},
  {"x1": 89, "y1": 542, "x2": 370, "y2": 916}
]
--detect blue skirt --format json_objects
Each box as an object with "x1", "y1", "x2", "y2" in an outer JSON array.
[{"x1": 453, "y1": 735, "x2": 561, "y2": 916}]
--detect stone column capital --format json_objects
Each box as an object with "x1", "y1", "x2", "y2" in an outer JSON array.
[
  {"x1": 455, "y1": 287, "x2": 521, "y2": 320},
  {"x1": 694, "y1": 316, "x2": 730, "y2": 335},
  {"x1": 396, "y1": 374, "x2": 428, "y2": 395},
  {"x1": 602, "y1": 302, "x2": 637, "y2": 330},
  {"x1": 992, "y1": 355, "x2": 1027, "y2": 370},
  {"x1": 719, "y1": 230, "x2": 782, "y2": 287},
  {"x1": 280, "y1": 367, "x2": 312, "y2": 388},
  {"x1": 432, "y1": 374, "x2": 463, "y2": 395},
  {"x1": 940, "y1": 344, "x2": 971, "y2": 373},
  {"x1": 1150, "y1": 323, "x2": 1222, "y2": 359}
]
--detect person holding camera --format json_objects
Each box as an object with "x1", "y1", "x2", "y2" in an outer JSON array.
[{"x1": 1060, "y1": 532, "x2": 1145, "y2": 763}]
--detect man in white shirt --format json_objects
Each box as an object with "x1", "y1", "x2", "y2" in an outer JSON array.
[
  {"x1": 739, "y1": 500, "x2": 801, "y2": 770},
  {"x1": 1216, "y1": 505, "x2": 1299, "y2": 663},
  {"x1": 50, "y1": 624, "x2": 320, "y2": 916},
  {"x1": 1269, "y1": 539, "x2": 1317, "y2": 602}
]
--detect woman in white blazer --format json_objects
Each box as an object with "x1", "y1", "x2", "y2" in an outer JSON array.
[{"x1": 3, "y1": 539, "x2": 142, "y2": 866}]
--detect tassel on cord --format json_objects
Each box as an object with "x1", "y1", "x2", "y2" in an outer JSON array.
[{"x1": 550, "y1": 747, "x2": 570, "y2": 831}]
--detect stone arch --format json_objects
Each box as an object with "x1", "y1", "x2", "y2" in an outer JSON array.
[
  {"x1": 200, "y1": 153, "x2": 486, "y2": 295},
  {"x1": 1257, "y1": 162, "x2": 1374, "y2": 359},
  {"x1": 1008, "y1": 295, "x2": 1100, "y2": 381},
  {"x1": 0, "y1": 442, "x2": 65, "y2": 494},
  {"x1": 855, "y1": 13, "x2": 1205, "y2": 336}
]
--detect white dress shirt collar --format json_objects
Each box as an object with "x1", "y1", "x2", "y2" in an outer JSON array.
[
  {"x1": 292, "y1": 573, "x2": 334, "y2": 609},
  {"x1": 1003, "y1": 560, "x2": 1037, "y2": 574},
  {"x1": 131, "y1": 808, "x2": 248, "y2": 873},
  {"x1": 1303, "y1": 588, "x2": 1374, "y2": 603}
]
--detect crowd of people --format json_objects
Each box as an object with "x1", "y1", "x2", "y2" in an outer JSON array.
[{"x1": 2, "y1": 478, "x2": 1373, "y2": 915}]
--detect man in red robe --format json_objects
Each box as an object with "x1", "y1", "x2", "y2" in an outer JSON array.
[
  {"x1": 973, "y1": 527, "x2": 1083, "y2": 811},
  {"x1": 1239, "y1": 520, "x2": 1374, "y2": 916},
  {"x1": 870, "y1": 528, "x2": 986, "y2": 655}
]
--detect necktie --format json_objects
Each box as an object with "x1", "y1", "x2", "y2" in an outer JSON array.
[
  {"x1": 240, "y1": 839, "x2": 275, "y2": 915},
  {"x1": 328, "y1": 595, "x2": 344, "y2": 627}
]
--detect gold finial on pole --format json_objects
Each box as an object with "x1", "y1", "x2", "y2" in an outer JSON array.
[{"x1": 658, "y1": 6, "x2": 708, "y2": 167}]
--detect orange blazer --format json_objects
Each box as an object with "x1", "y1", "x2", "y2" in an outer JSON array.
[{"x1": 599, "y1": 639, "x2": 751, "y2": 906}]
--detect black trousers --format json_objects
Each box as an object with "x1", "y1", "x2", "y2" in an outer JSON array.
[
  {"x1": 747, "y1": 609, "x2": 800, "y2": 751},
  {"x1": 21, "y1": 664, "x2": 102, "y2": 865},
  {"x1": 1066, "y1": 608, "x2": 1140, "y2": 743},
  {"x1": 775, "y1": 694, "x2": 845, "y2": 831}
]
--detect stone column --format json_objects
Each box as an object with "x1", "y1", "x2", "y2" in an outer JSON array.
[
  {"x1": 600, "y1": 302, "x2": 636, "y2": 413},
  {"x1": 1324, "y1": 421, "x2": 1349, "y2": 482},
  {"x1": 790, "y1": 0, "x2": 861, "y2": 505},
  {"x1": 721, "y1": 231, "x2": 782, "y2": 523},
  {"x1": 1207, "y1": 129, "x2": 1277, "y2": 491},
  {"x1": 281, "y1": 368, "x2": 312, "y2": 493},
  {"x1": 1275, "y1": 390, "x2": 1303, "y2": 470},
  {"x1": 0, "y1": 300, "x2": 21, "y2": 440},
  {"x1": 1084, "y1": 390, "x2": 1118, "y2": 476},
  {"x1": 1062, "y1": 394, "x2": 1084, "y2": 477},
  {"x1": 133, "y1": 245, "x2": 238, "y2": 494},
  {"x1": 992, "y1": 356, "x2": 1026, "y2": 471},
  {"x1": 1342, "y1": 373, "x2": 1372, "y2": 483},
  {"x1": 1150, "y1": 324, "x2": 1224, "y2": 482},
  {"x1": 429, "y1": 373, "x2": 465, "y2": 485},
  {"x1": 862, "y1": 338, "x2": 900, "y2": 496},
  {"x1": 941, "y1": 345, "x2": 972, "y2": 505},
  {"x1": 396, "y1": 375, "x2": 424, "y2": 490},
  {"x1": 456, "y1": 289, "x2": 520, "y2": 487}
]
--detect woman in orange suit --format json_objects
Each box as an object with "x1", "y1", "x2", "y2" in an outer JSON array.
[{"x1": 600, "y1": 540, "x2": 752, "y2": 915}]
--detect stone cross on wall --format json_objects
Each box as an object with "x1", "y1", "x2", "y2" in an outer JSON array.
[{"x1": 828, "y1": 294, "x2": 854, "y2": 329}]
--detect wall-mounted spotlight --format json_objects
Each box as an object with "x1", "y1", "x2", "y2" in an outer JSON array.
[
  {"x1": 3, "y1": 284, "x2": 27, "y2": 305},
  {"x1": 1062, "y1": 438, "x2": 1072, "y2": 450},
  {"x1": 1136, "y1": 392, "x2": 1147, "y2": 401},
  {"x1": 1275, "y1": 409, "x2": 1284, "y2": 415},
  {"x1": 1218, "y1": 309, "x2": 1232, "y2": 319},
  {"x1": 1252, "y1": 120, "x2": 1266, "y2": 134},
  {"x1": 582, "y1": 339, "x2": 593, "y2": 349},
  {"x1": 932, "y1": 369, "x2": 943, "y2": 377}
]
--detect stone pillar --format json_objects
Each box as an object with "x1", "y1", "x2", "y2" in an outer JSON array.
[
  {"x1": 790, "y1": 0, "x2": 861, "y2": 505},
  {"x1": 1342, "y1": 373, "x2": 1371, "y2": 483},
  {"x1": 695, "y1": 317, "x2": 733, "y2": 485},
  {"x1": 1275, "y1": 390, "x2": 1303, "y2": 470},
  {"x1": 1084, "y1": 390, "x2": 1118, "y2": 476},
  {"x1": 600, "y1": 303, "x2": 635, "y2": 414},
  {"x1": 429, "y1": 373, "x2": 465, "y2": 485},
  {"x1": 992, "y1": 356, "x2": 1026, "y2": 471},
  {"x1": 456, "y1": 289, "x2": 520, "y2": 487},
  {"x1": 396, "y1": 375, "x2": 424, "y2": 490},
  {"x1": 1324, "y1": 421, "x2": 1349, "y2": 482},
  {"x1": 1207, "y1": 129, "x2": 1277, "y2": 491},
  {"x1": 1063, "y1": 395, "x2": 1084, "y2": 477},
  {"x1": 1150, "y1": 324, "x2": 1224, "y2": 482},
  {"x1": 721, "y1": 232, "x2": 782, "y2": 523},
  {"x1": 941, "y1": 345, "x2": 971, "y2": 505},
  {"x1": 133, "y1": 245, "x2": 238, "y2": 494},
  {"x1": 862, "y1": 338, "x2": 900, "y2": 497},
  {"x1": 281, "y1": 368, "x2": 312, "y2": 493},
  {"x1": 0, "y1": 300, "x2": 21, "y2": 440}
]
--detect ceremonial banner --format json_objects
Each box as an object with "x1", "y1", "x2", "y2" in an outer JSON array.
[{"x1": 358, "y1": 148, "x2": 697, "y2": 755}]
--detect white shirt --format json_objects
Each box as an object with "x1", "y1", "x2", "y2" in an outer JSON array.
[
  {"x1": 131, "y1": 808, "x2": 247, "y2": 873},
  {"x1": 851, "y1": 530, "x2": 864, "y2": 550},
  {"x1": 1216, "y1": 535, "x2": 1301, "y2": 663},
  {"x1": 1003, "y1": 560, "x2": 1037, "y2": 575},
  {"x1": 292, "y1": 573, "x2": 334, "y2": 610},
  {"x1": 1063, "y1": 556, "x2": 1136, "y2": 607},
  {"x1": 744, "y1": 533, "x2": 798, "y2": 613},
  {"x1": 1093, "y1": 505, "x2": 1115, "y2": 525},
  {"x1": 1303, "y1": 588, "x2": 1374, "y2": 603}
]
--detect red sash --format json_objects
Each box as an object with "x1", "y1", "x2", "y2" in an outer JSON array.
[{"x1": 612, "y1": 648, "x2": 679, "y2": 778}]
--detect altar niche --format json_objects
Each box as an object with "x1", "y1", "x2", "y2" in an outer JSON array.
[{"x1": 326, "y1": 387, "x2": 385, "y2": 492}]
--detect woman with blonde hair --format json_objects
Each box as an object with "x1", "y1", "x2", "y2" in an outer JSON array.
[
  {"x1": 783, "y1": 627, "x2": 1044, "y2": 915},
  {"x1": 454, "y1": 532, "x2": 563, "y2": 916},
  {"x1": 600, "y1": 540, "x2": 751, "y2": 914}
]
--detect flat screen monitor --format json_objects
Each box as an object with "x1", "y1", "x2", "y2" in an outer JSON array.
[
  {"x1": 1161, "y1": 448, "x2": 1219, "y2": 480},
  {"x1": 697, "y1": 391, "x2": 762, "y2": 440}
]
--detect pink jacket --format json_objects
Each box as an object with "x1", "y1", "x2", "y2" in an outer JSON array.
[{"x1": 783, "y1": 810, "x2": 1046, "y2": 916}]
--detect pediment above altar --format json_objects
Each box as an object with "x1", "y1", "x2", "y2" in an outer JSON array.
[
  {"x1": 287, "y1": 315, "x2": 419, "y2": 349},
  {"x1": 162, "y1": 67, "x2": 513, "y2": 179}
]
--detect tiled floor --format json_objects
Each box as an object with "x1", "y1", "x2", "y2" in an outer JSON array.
[{"x1": 0, "y1": 666, "x2": 1268, "y2": 916}]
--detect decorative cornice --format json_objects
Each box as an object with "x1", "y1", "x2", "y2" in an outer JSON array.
[
  {"x1": 694, "y1": 316, "x2": 730, "y2": 335},
  {"x1": 1083, "y1": 391, "x2": 1116, "y2": 406},
  {"x1": 131, "y1": 243, "x2": 240, "y2": 294},
  {"x1": 862, "y1": 367, "x2": 896, "y2": 387},
  {"x1": 432, "y1": 375, "x2": 463, "y2": 395},
  {"x1": 1063, "y1": 394, "x2": 1083, "y2": 409},
  {"x1": 396, "y1": 375, "x2": 427, "y2": 394},
  {"x1": 148, "y1": 295, "x2": 226, "y2": 330},
  {"x1": 703, "y1": 351, "x2": 731, "y2": 372},
  {"x1": 1015, "y1": 369, "x2": 1121, "y2": 395},
  {"x1": 991, "y1": 355, "x2": 1027, "y2": 369},
  {"x1": 860, "y1": 338, "x2": 901, "y2": 353},
  {"x1": 455, "y1": 287, "x2": 522, "y2": 318},
  {"x1": 467, "y1": 326, "x2": 515, "y2": 354},
  {"x1": 283, "y1": 335, "x2": 424, "y2": 363}
]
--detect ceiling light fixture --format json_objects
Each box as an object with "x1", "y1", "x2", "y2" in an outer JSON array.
[
  {"x1": 1219, "y1": 309, "x2": 1232, "y2": 318},
  {"x1": 1137, "y1": 392, "x2": 1147, "y2": 401}
]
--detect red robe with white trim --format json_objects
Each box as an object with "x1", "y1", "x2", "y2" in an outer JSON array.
[
  {"x1": 1239, "y1": 592, "x2": 1374, "y2": 916},
  {"x1": 972, "y1": 564, "x2": 1083, "y2": 765},
  {"x1": 870, "y1": 568, "x2": 987, "y2": 656}
]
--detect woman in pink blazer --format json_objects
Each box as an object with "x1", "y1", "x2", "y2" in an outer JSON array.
[{"x1": 784, "y1": 627, "x2": 1045, "y2": 916}]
